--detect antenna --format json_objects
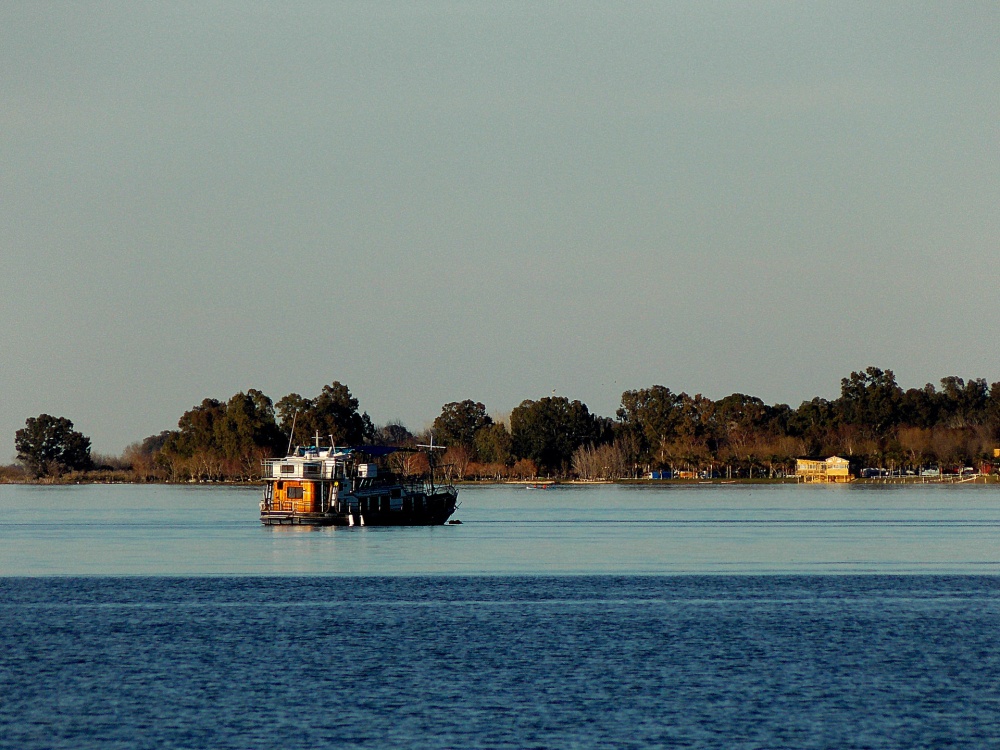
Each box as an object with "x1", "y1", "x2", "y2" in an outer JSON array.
[
  {"x1": 417, "y1": 430, "x2": 447, "y2": 453},
  {"x1": 286, "y1": 411, "x2": 298, "y2": 455}
]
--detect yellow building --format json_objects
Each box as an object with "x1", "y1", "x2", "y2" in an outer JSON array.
[{"x1": 796, "y1": 456, "x2": 853, "y2": 483}]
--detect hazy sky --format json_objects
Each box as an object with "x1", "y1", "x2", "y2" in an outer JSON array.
[{"x1": 3, "y1": 2, "x2": 998, "y2": 456}]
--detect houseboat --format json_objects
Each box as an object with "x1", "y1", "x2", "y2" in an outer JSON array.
[{"x1": 260, "y1": 444, "x2": 458, "y2": 526}]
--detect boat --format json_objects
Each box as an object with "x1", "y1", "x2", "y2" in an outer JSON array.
[{"x1": 259, "y1": 444, "x2": 458, "y2": 526}]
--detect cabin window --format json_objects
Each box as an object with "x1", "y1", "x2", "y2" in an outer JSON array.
[
  {"x1": 287, "y1": 487, "x2": 304, "y2": 500},
  {"x1": 280, "y1": 464, "x2": 295, "y2": 474}
]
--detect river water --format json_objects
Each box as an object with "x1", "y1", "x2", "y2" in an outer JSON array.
[
  {"x1": 2, "y1": 483, "x2": 1000, "y2": 748},
  {"x1": 1, "y1": 482, "x2": 999, "y2": 575}
]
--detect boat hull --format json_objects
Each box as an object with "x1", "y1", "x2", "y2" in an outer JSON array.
[{"x1": 261, "y1": 491, "x2": 458, "y2": 527}]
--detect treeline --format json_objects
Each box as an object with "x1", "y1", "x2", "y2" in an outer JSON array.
[
  {"x1": 430, "y1": 367, "x2": 1000, "y2": 480},
  {"x1": 123, "y1": 383, "x2": 375, "y2": 482},
  {"x1": 10, "y1": 367, "x2": 1000, "y2": 482}
]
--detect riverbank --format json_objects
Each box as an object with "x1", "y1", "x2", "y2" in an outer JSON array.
[{"x1": 6, "y1": 474, "x2": 999, "y2": 486}]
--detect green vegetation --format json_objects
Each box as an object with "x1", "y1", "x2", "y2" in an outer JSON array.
[
  {"x1": 15, "y1": 414, "x2": 92, "y2": 478},
  {"x1": 8, "y1": 367, "x2": 1000, "y2": 482},
  {"x1": 511, "y1": 397, "x2": 611, "y2": 475}
]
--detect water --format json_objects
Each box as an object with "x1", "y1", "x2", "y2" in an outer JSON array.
[
  {"x1": 3, "y1": 483, "x2": 1000, "y2": 575},
  {"x1": 2, "y1": 483, "x2": 1000, "y2": 748}
]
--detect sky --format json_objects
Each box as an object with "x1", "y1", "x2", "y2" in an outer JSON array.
[{"x1": 2, "y1": 2, "x2": 998, "y2": 457}]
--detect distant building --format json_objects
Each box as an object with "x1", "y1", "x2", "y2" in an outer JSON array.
[{"x1": 796, "y1": 456, "x2": 853, "y2": 483}]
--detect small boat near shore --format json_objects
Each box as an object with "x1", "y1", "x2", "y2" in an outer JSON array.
[{"x1": 259, "y1": 444, "x2": 457, "y2": 526}]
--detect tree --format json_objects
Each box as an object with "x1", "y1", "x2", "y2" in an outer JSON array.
[
  {"x1": 123, "y1": 430, "x2": 173, "y2": 481},
  {"x1": 716, "y1": 393, "x2": 771, "y2": 470},
  {"x1": 836, "y1": 367, "x2": 903, "y2": 437},
  {"x1": 571, "y1": 441, "x2": 629, "y2": 480},
  {"x1": 675, "y1": 393, "x2": 716, "y2": 440},
  {"x1": 275, "y1": 392, "x2": 311, "y2": 442},
  {"x1": 510, "y1": 396, "x2": 603, "y2": 475},
  {"x1": 432, "y1": 400, "x2": 493, "y2": 454},
  {"x1": 616, "y1": 386, "x2": 683, "y2": 467},
  {"x1": 309, "y1": 381, "x2": 368, "y2": 445},
  {"x1": 214, "y1": 390, "x2": 284, "y2": 478},
  {"x1": 377, "y1": 421, "x2": 414, "y2": 446},
  {"x1": 168, "y1": 398, "x2": 227, "y2": 457},
  {"x1": 15, "y1": 414, "x2": 92, "y2": 477},
  {"x1": 987, "y1": 382, "x2": 1000, "y2": 440},
  {"x1": 442, "y1": 445, "x2": 472, "y2": 480},
  {"x1": 474, "y1": 422, "x2": 512, "y2": 465},
  {"x1": 158, "y1": 391, "x2": 285, "y2": 481},
  {"x1": 900, "y1": 384, "x2": 940, "y2": 428},
  {"x1": 275, "y1": 381, "x2": 370, "y2": 447},
  {"x1": 216, "y1": 390, "x2": 284, "y2": 461},
  {"x1": 938, "y1": 376, "x2": 989, "y2": 428},
  {"x1": 788, "y1": 397, "x2": 836, "y2": 438}
]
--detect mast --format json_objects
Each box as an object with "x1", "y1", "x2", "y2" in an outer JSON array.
[
  {"x1": 417, "y1": 432, "x2": 446, "y2": 494},
  {"x1": 286, "y1": 411, "x2": 298, "y2": 455}
]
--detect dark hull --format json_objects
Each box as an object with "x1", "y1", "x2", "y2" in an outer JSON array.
[{"x1": 261, "y1": 494, "x2": 457, "y2": 527}]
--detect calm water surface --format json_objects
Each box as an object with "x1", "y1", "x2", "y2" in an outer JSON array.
[
  {"x1": 2, "y1": 484, "x2": 1000, "y2": 748},
  {"x1": 2, "y1": 482, "x2": 1000, "y2": 575}
]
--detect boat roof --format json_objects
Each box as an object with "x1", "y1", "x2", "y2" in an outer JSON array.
[{"x1": 281, "y1": 445, "x2": 402, "y2": 460}]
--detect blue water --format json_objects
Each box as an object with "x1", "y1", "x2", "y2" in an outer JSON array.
[
  {"x1": 3, "y1": 576, "x2": 1000, "y2": 749},
  {"x1": 2, "y1": 484, "x2": 1000, "y2": 748}
]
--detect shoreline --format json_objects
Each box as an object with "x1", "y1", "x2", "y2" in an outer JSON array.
[{"x1": 4, "y1": 475, "x2": 999, "y2": 487}]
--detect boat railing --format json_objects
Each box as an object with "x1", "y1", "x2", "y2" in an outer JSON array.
[
  {"x1": 400, "y1": 479, "x2": 456, "y2": 496},
  {"x1": 401, "y1": 480, "x2": 426, "y2": 495}
]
